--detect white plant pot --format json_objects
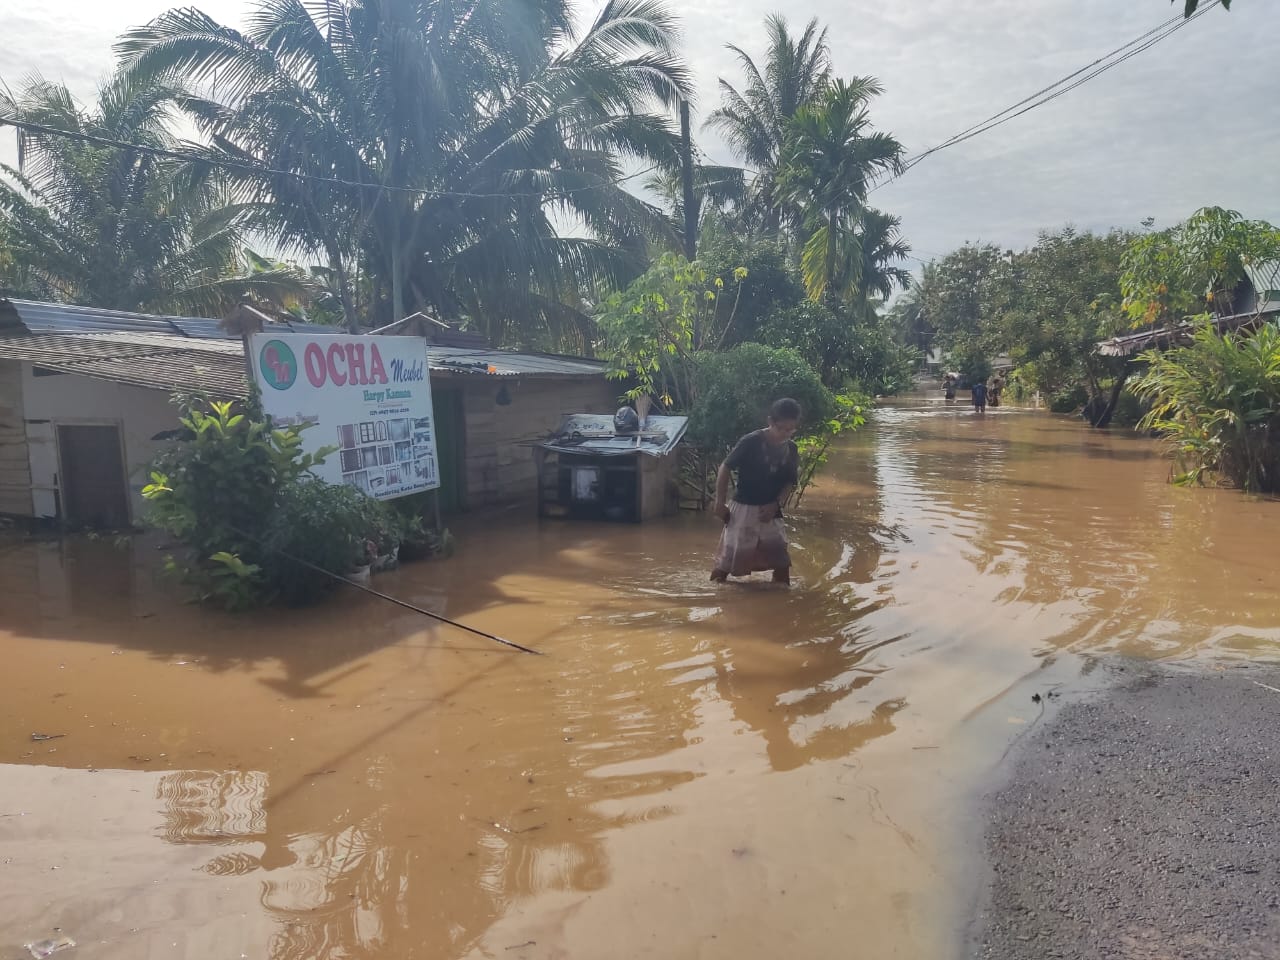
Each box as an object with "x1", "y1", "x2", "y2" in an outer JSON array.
[{"x1": 372, "y1": 546, "x2": 400, "y2": 573}]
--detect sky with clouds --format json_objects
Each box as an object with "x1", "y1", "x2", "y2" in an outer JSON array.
[{"x1": 2, "y1": 0, "x2": 1276, "y2": 264}]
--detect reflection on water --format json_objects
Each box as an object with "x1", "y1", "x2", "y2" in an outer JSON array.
[
  {"x1": 2, "y1": 402, "x2": 1278, "y2": 959},
  {"x1": 159, "y1": 770, "x2": 268, "y2": 843}
]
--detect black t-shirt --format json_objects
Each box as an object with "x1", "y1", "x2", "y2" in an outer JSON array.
[{"x1": 725, "y1": 429, "x2": 799, "y2": 505}]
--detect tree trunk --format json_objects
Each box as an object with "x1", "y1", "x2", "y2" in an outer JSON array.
[
  {"x1": 327, "y1": 244, "x2": 358, "y2": 333},
  {"x1": 391, "y1": 210, "x2": 405, "y2": 325},
  {"x1": 763, "y1": 202, "x2": 781, "y2": 241},
  {"x1": 679, "y1": 101, "x2": 699, "y2": 262},
  {"x1": 1086, "y1": 367, "x2": 1131, "y2": 428},
  {"x1": 825, "y1": 210, "x2": 838, "y2": 297}
]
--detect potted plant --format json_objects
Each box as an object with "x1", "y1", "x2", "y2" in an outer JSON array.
[
  {"x1": 354, "y1": 498, "x2": 402, "y2": 573},
  {"x1": 391, "y1": 493, "x2": 433, "y2": 563},
  {"x1": 348, "y1": 538, "x2": 376, "y2": 584}
]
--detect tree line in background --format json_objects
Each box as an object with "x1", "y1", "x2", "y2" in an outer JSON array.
[{"x1": 904, "y1": 205, "x2": 1280, "y2": 492}]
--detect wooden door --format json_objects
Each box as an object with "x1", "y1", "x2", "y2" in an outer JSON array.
[
  {"x1": 431, "y1": 389, "x2": 465, "y2": 513},
  {"x1": 57, "y1": 424, "x2": 130, "y2": 528}
]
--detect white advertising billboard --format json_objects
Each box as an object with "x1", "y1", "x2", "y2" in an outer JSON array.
[{"x1": 248, "y1": 332, "x2": 439, "y2": 500}]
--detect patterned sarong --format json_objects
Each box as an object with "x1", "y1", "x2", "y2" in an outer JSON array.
[{"x1": 713, "y1": 501, "x2": 791, "y2": 577}]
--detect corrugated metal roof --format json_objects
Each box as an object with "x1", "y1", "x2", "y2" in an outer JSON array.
[
  {"x1": 1245, "y1": 261, "x2": 1280, "y2": 298},
  {"x1": 0, "y1": 298, "x2": 343, "y2": 340},
  {"x1": 0, "y1": 329, "x2": 606, "y2": 395},
  {"x1": 541, "y1": 414, "x2": 688, "y2": 458},
  {"x1": 33, "y1": 352, "x2": 249, "y2": 396},
  {"x1": 0, "y1": 298, "x2": 608, "y2": 389},
  {"x1": 0, "y1": 299, "x2": 180, "y2": 335},
  {"x1": 168, "y1": 317, "x2": 236, "y2": 339},
  {"x1": 1097, "y1": 302, "x2": 1280, "y2": 357},
  {"x1": 0, "y1": 332, "x2": 248, "y2": 396},
  {"x1": 428, "y1": 345, "x2": 607, "y2": 378}
]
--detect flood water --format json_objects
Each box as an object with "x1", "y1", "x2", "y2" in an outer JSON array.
[{"x1": 2, "y1": 401, "x2": 1278, "y2": 960}]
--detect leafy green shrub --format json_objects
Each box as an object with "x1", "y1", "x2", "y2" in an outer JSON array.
[
  {"x1": 685, "y1": 343, "x2": 866, "y2": 503},
  {"x1": 687, "y1": 343, "x2": 836, "y2": 457},
  {"x1": 386, "y1": 491, "x2": 431, "y2": 545},
  {"x1": 1132, "y1": 318, "x2": 1280, "y2": 492},
  {"x1": 1107, "y1": 388, "x2": 1149, "y2": 429},
  {"x1": 144, "y1": 395, "x2": 400, "y2": 608},
  {"x1": 260, "y1": 480, "x2": 375, "y2": 605},
  {"x1": 750, "y1": 300, "x2": 917, "y2": 395},
  {"x1": 949, "y1": 340, "x2": 993, "y2": 385},
  {"x1": 1048, "y1": 384, "x2": 1088, "y2": 414},
  {"x1": 597, "y1": 252, "x2": 748, "y2": 409},
  {"x1": 144, "y1": 397, "x2": 334, "y2": 605},
  {"x1": 696, "y1": 233, "x2": 804, "y2": 346}
]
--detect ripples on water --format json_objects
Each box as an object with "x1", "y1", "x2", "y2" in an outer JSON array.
[
  {"x1": 158, "y1": 770, "x2": 268, "y2": 844},
  {"x1": 4, "y1": 400, "x2": 1279, "y2": 959}
]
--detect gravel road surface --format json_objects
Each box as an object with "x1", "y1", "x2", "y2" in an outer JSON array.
[{"x1": 972, "y1": 662, "x2": 1280, "y2": 960}]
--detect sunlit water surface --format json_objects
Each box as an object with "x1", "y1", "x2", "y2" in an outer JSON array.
[{"x1": 3, "y1": 400, "x2": 1277, "y2": 959}]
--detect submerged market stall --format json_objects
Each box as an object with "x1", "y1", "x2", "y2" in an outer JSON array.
[{"x1": 535, "y1": 413, "x2": 688, "y2": 522}]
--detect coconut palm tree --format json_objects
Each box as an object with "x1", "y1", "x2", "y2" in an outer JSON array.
[
  {"x1": 643, "y1": 163, "x2": 749, "y2": 249},
  {"x1": 704, "y1": 15, "x2": 831, "y2": 238},
  {"x1": 886, "y1": 272, "x2": 934, "y2": 358},
  {"x1": 852, "y1": 209, "x2": 912, "y2": 318},
  {"x1": 117, "y1": 0, "x2": 691, "y2": 343},
  {"x1": 779, "y1": 78, "x2": 904, "y2": 302},
  {"x1": 0, "y1": 73, "x2": 303, "y2": 313}
]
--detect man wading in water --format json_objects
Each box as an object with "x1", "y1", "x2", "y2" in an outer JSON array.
[{"x1": 710, "y1": 398, "x2": 801, "y2": 586}]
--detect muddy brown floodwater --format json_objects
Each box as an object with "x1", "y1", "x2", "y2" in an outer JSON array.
[{"x1": 2, "y1": 400, "x2": 1279, "y2": 960}]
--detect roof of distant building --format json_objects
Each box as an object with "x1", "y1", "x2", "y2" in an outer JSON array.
[
  {"x1": 0, "y1": 297, "x2": 340, "y2": 339},
  {"x1": 0, "y1": 298, "x2": 608, "y2": 393},
  {"x1": 1096, "y1": 301, "x2": 1280, "y2": 358},
  {"x1": 0, "y1": 331, "x2": 248, "y2": 395}
]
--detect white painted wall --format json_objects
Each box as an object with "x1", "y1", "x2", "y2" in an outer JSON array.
[{"x1": 21, "y1": 365, "x2": 180, "y2": 523}]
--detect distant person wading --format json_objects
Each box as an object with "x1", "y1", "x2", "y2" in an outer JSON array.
[
  {"x1": 972, "y1": 379, "x2": 988, "y2": 414},
  {"x1": 711, "y1": 398, "x2": 801, "y2": 586}
]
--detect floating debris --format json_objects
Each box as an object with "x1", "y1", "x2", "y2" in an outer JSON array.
[{"x1": 25, "y1": 937, "x2": 76, "y2": 959}]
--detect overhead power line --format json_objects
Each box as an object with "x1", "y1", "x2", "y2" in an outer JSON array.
[
  {"x1": 0, "y1": 116, "x2": 659, "y2": 201},
  {"x1": 0, "y1": 1, "x2": 1221, "y2": 205},
  {"x1": 869, "y1": 0, "x2": 1221, "y2": 193}
]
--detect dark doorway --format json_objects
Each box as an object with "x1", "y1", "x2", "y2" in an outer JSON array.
[
  {"x1": 431, "y1": 389, "x2": 465, "y2": 513},
  {"x1": 57, "y1": 424, "x2": 130, "y2": 528}
]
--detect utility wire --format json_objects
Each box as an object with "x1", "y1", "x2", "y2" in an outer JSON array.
[
  {"x1": 0, "y1": 115, "x2": 659, "y2": 201},
  {"x1": 0, "y1": 2, "x2": 1221, "y2": 205},
  {"x1": 900, "y1": 9, "x2": 1188, "y2": 164},
  {"x1": 870, "y1": 1, "x2": 1220, "y2": 193}
]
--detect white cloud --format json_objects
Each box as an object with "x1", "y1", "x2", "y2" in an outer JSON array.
[
  {"x1": 2, "y1": 0, "x2": 1275, "y2": 259},
  {"x1": 677, "y1": 0, "x2": 1280, "y2": 257}
]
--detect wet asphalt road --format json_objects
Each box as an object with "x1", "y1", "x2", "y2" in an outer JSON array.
[{"x1": 972, "y1": 662, "x2": 1280, "y2": 960}]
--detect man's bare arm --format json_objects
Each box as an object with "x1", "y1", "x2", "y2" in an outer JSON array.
[{"x1": 713, "y1": 463, "x2": 732, "y2": 521}]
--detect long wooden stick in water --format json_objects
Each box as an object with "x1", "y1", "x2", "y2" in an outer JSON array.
[
  {"x1": 232, "y1": 530, "x2": 542, "y2": 655},
  {"x1": 289, "y1": 552, "x2": 541, "y2": 654}
]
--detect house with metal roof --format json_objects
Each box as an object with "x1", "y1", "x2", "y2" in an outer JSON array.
[
  {"x1": 1097, "y1": 262, "x2": 1280, "y2": 358},
  {"x1": 0, "y1": 298, "x2": 616, "y2": 526}
]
